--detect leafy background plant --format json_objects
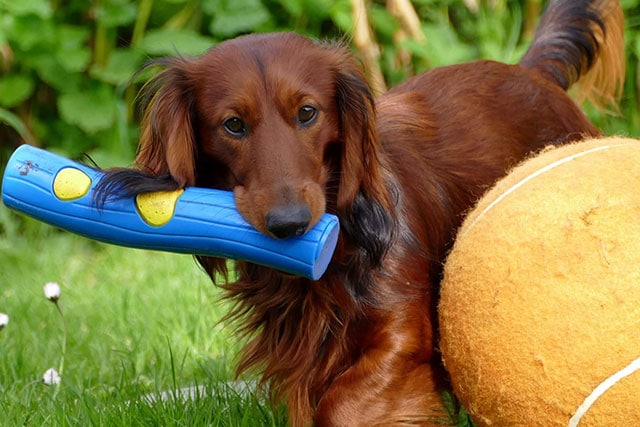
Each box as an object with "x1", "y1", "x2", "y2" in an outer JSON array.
[
  {"x1": 0, "y1": 0, "x2": 638, "y2": 169},
  {"x1": 0, "y1": 1, "x2": 638, "y2": 425}
]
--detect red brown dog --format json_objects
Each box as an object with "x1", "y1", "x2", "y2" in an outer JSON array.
[{"x1": 97, "y1": 1, "x2": 624, "y2": 425}]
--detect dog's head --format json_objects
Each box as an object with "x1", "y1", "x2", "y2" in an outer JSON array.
[{"x1": 136, "y1": 32, "x2": 386, "y2": 240}]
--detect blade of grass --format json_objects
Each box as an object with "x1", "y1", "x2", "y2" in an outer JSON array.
[{"x1": 0, "y1": 107, "x2": 35, "y2": 145}]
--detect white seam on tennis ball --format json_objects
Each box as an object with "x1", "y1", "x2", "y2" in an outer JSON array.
[
  {"x1": 461, "y1": 144, "x2": 616, "y2": 237},
  {"x1": 568, "y1": 355, "x2": 640, "y2": 427}
]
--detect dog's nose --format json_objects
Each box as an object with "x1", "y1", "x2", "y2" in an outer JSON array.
[{"x1": 265, "y1": 204, "x2": 312, "y2": 239}]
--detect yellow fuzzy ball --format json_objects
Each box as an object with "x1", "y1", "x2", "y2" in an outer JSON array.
[{"x1": 439, "y1": 137, "x2": 640, "y2": 426}]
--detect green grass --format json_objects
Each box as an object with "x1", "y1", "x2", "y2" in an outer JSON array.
[
  {"x1": 0, "y1": 209, "x2": 473, "y2": 426},
  {"x1": 0, "y1": 210, "x2": 286, "y2": 426}
]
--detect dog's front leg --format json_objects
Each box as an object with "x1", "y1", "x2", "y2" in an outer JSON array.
[{"x1": 314, "y1": 311, "x2": 450, "y2": 426}]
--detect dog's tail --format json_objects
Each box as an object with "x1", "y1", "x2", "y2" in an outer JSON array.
[{"x1": 519, "y1": 0, "x2": 625, "y2": 111}]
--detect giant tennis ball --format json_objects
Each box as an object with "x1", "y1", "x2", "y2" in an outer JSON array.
[{"x1": 439, "y1": 137, "x2": 640, "y2": 426}]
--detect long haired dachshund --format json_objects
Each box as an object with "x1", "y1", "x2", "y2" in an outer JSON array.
[{"x1": 97, "y1": 0, "x2": 624, "y2": 425}]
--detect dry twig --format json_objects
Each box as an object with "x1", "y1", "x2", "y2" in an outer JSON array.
[{"x1": 351, "y1": 0, "x2": 387, "y2": 95}]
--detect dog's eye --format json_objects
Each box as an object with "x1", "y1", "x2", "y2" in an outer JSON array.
[
  {"x1": 223, "y1": 117, "x2": 246, "y2": 137},
  {"x1": 298, "y1": 106, "x2": 317, "y2": 126}
]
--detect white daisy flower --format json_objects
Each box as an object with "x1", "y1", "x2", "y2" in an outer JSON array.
[
  {"x1": 0, "y1": 312, "x2": 8, "y2": 331},
  {"x1": 43, "y1": 368, "x2": 61, "y2": 385},
  {"x1": 44, "y1": 282, "x2": 61, "y2": 302}
]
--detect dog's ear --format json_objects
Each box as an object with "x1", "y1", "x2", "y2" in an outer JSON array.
[
  {"x1": 137, "y1": 61, "x2": 197, "y2": 188},
  {"x1": 331, "y1": 49, "x2": 395, "y2": 271},
  {"x1": 332, "y1": 53, "x2": 388, "y2": 212}
]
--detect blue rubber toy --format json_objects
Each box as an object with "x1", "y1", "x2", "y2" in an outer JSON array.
[{"x1": 1, "y1": 145, "x2": 339, "y2": 280}]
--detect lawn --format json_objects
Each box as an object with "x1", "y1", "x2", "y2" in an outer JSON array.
[
  {"x1": 0, "y1": 209, "x2": 286, "y2": 426},
  {"x1": 0, "y1": 205, "x2": 474, "y2": 426}
]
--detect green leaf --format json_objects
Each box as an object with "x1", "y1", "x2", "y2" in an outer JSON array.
[
  {"x1": 56, "y1": 48, "x2": 92, "y2": 73},
  {"x1": 138, "y1": 29, "x2": 215, "y2": 57},
  {"x1": 57, "y1": 25, "x2": 91, "y2": 49},
  {"x1": 369, "y1": 4, "x2": 401, "y2": 39},
  {"x1": 0, "y1": 75, "x2": 35, "y2": 107},
  {"x1": 94, "y1": 1, "x2": 137, "y2": 28},
  {"x1": 206, "y1": 0, "x2": 271, "y2": 37},
  {"x1": 278, "y1": 0, "x2": 304, "y2": 17},
  {"x1": 421, "y1": 22, "x2": 476, "y2": 66},
  {"x1": 58, "y1": 86, "x2": 118, "y2": 134},
  {"x1": 299, "y1": 0, "x2": 334, "y2": 21},
  {"x1": 6, "y1": 15, "x2": 56, "y2": 51},
  {"x1": 0, "y1": 107, "x2": 34, "y2": 143},
  {"x1": 29, "y1": 53, "x2": 81, "y2": 92},
  {"x1": 330, "y1": 2, "x2": 354, "y2": 34},
  {"x1": 49, "y1": 118, "x2": 91, "y2": 153},
  {"x1": 0, "y1": 0, "x2": 52, "y2": 18},
  {"x1": 90, "y1": 49, "x2": 144, "y2": 86}
]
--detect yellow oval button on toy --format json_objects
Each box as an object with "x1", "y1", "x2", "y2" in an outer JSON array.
[
  {"x1": 136, "y1": 189, "x2": 184, "y2": 226},
  {"x1": 53, "y1": 167, "x2": 92, "y2": 201}
]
